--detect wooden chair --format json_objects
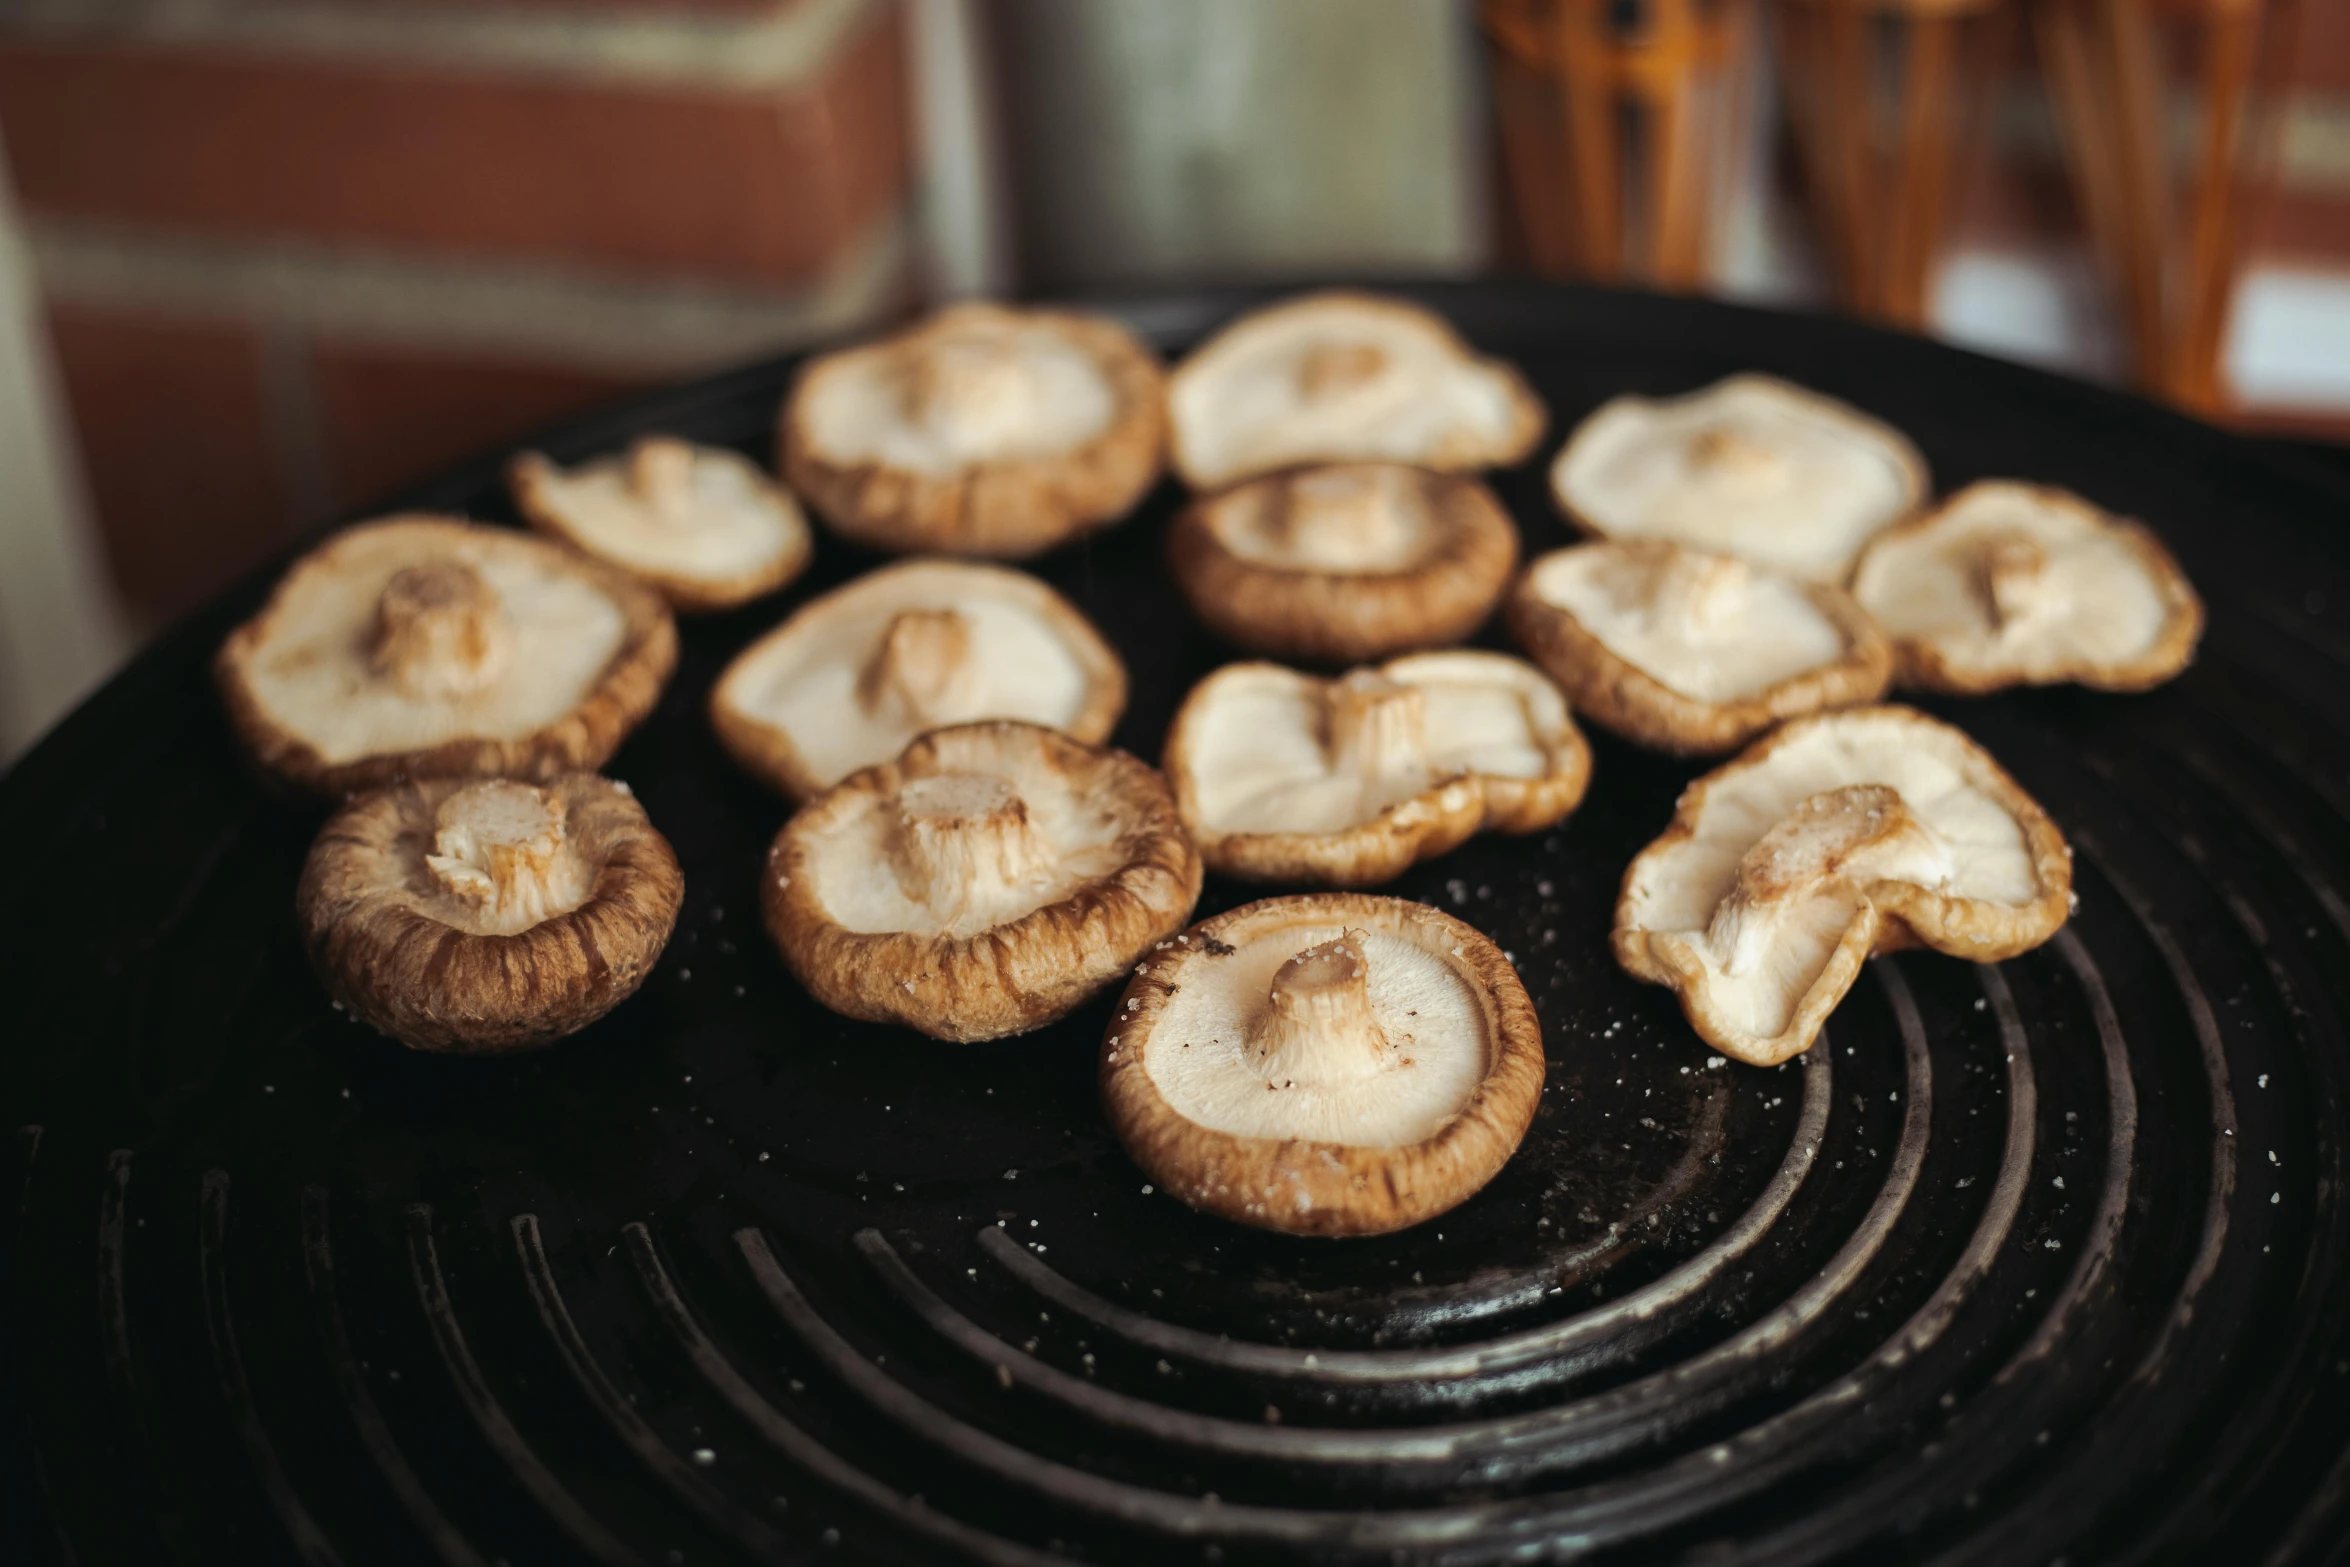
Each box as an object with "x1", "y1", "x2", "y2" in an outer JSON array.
[
  {"x1": 1483, "y1": 0, "x2": 1753, "y2": 288},
  {"x1": 1776, "y1": 0, "x2": 2004, "y2": 329},
  {"x1": 2034, "y1": 0, "x2": 2304, "y2": 413}
]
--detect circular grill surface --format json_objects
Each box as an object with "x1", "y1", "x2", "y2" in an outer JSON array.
[{"x1": 7, "y1": 282, "x2": 2350, "y2": 1567}]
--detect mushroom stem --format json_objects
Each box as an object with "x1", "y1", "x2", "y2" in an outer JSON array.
[
  {"x1": 627, "y1": 436, "x2": 699, "y2": 525},
  {"x1": 425, "y1": 780, "x2": 591, "y2": 934},
  {"x1": 1323, "y1": 672, "x2": 1429, "y2": 782},
  {"x1": 1705, "y1": 784, "x2": 1951, "y2": 978},
  {"x1": 1646, "y1": 550, "x2": 1751, "y2": 638},
  {"x1": 1687, "y1": 425, "x2": 1786, "y2": 484},
  {"x1": 1978, "y1": 534, "x2": 2060, "y2": 633},
  {"x1": 888, "y1": 771, "x2": 1048, "y2": 924},
  {"x1": 370, "y1": 561, "x2": 508, "y2": 699},
  {"x1": 1298, "y1": 341, "x2": 1389, "y2": 400},
  {"x1": 1280, "y1": 468, "x2": 1417, "y2": 566},
  {"x1": 857, "y1": 607, "x2": 977, "y2": 724},
  {"x1": 1250, "y1": 931, "x2": 1392, "y2": 1086},
  {"x1": 909, "y1": 337, "x2": 1032, "y2": 445}
]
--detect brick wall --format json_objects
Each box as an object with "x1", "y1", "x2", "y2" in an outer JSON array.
[{"x1": 0, "y1": 0, "x2": 914, "y2": 624}]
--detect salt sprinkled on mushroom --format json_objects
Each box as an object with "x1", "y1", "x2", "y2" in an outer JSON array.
[
  {"x1": 216, "y1": 516, "x2": 675, "y2": 794},
  {"x1": 508, "y1": 436, "x2": 814, "y2": 612},
  {"x1": 764, "y1": 721, "x2": 1201, "y2": 1042},
  {"x1": 1170, "y1": 462, "x2": 1520, "y2": 663},
  {"x1": 1615, "y1": 706, "x2": 2071, "y2": 1065},
  {"x1": 298, "y1": 773, "x2": 683, "y2": 1051},
  {"x1": 1551, "y1": 374, "x2": 1927, "y2": 582},
  {"x1": 1100, "y1": 893, "x2": 1544, "y2": 1236},
  {"x1": 711, "y1": 558, "x2": 1127, "y2": 800},
  {"x1": 780, "y1": 303, "x2": 1166, "y2": 558},
  {"x1": 1168, "y1": 293, "x2": 1546, "y2": 491},
  {"x1": 1851, "y1": 480, "x2": 2203, "y2": 694},
  {"x1": 1508, "y1": 539, "x2": 1892, "y2": 754},
  {"x1": 1165, "y1": 650, "x2": 1590, "y2": 886}
]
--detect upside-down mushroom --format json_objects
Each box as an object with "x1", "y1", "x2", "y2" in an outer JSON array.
[
  {"x1": 297, "y1": 774, "x2": 684, "y2": 1051},
  {"x1": 1508, "y1": 539, "x2": 1893, "y2": 754},
  {"x1": 1165, "y1": 651, "x2": 1591, "y2": 886},
  {"x1": 1100, "y1": 893, "x2": 1545, "y2": 1236},
  {"x1": 763, "y1": 721, "x2": 1202, "y2": 1042},
  {"x1": 216, "y1": 516, "x2": 676, "y2": 795},
  {"x1": 1851, "y1": 480, "x2": 2203, "y2": 694},
  {"x1": 1551, "y1": 374, "x2": 1928, "y2": 582},
  {"x1": 1168, "y1": 293, "x2": 1546, "y2": 490},
  {"x1": 1614, "y1": 706, "x2": 2072, "y2": 1066},
  {"x1": 1169, "y1": 462, "x2": 1520, "y2": 663},
  {"x1": 508, "y1": 436, "x2": 814, "y2": 612},
  {"x1": 780, "y1": 303, "x2": 1166, "y2": 557},
  {"x1": 711, "y1": 558, "x2": 1128, "y2": 801}
]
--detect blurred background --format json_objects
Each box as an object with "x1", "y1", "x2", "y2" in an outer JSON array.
[{"x1": 0, "y1": 0, "x2": 2339, "y2": 762}]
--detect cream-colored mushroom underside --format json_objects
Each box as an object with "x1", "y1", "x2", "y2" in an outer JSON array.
[
  {"x1": 242, "y1": 534, "x2": 626, "y2": 765},
  {"x1": 730, "y1": 597, "x2": 1096, "y2": 792},
  {"x1": 1556, "y1": 380, "x2": 1915, "y2": 580},
  {"x1": 799, "y1": 325, "x2": 1118, "y2": 476},
  {"x1": 802, "y1": 763, "x2": 1132, "y2": 940},
  {"x1": 530, "y1": 446, "x2": 801, "y2": 583},
  {"x1": 1184, "y1": 660, "x2": 1557, "y2": 836},
  {"x1": 1853, "y1": 483, "x2": 2172, "y2": 677},
  {"x1": 1621, "y1": 714, "x2": 2041, "y2": 1041},
  {"x1": 1136, "y1": 925, "x2": 1490, "y2": 1146},
  {"x1": 1210, "y1": 466, "x2": 1440, "y2": 573},
  {"x1": 1526, "y1": 547, "x2": 1847, "y2": 702},
  {"x1": 1175, "y1": 311, "x2": 1524, "y2": 487}
]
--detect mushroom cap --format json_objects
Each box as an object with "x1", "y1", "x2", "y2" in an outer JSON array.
[
  {"x1": 1550, "y1": 374, "x2": 1928, "y2": 582},
  {"x1": 1507, "y1": 539, "x2": 1893, "y2": 755},
  {"x1": 711, "y1": 558, "x2": 1129, "y2": 801},
  {"x1": 762, "y1": 721, "x2": 1203, "y2": 1043},
  {"x1": 1164, "y1": 651, "x2": 1591, "y2": 887},
  {"x1": 1099, "y1": 893, "x2": 1545, "y2": 1237},
  {"x1": 1851, "y1": 479, "x2": 2204, "y2": 694},
  {"x1": 779, "y1": 302, "x2": 1167, "y2": 558},
  {"x1": 1614, "y1": 706, "x2": 2072, "y2": 1066},
  {"x1": 216, "y1": 515, "x2": 676, "y2": 795},
  {"x1": 508, "y1": 436, "x2": 814, "y2": 612},
  {"x1": 1169, "y1": 462, "x2": 1521, "y2": 663},
  {"x1": 296, "y1": 773, "x2": 684, "y2": 1052},
  {"x1": 1167, "y1": 292, "x2": 1547, "y2": 491}
]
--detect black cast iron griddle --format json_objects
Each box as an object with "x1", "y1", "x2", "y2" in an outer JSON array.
[{"x1": 7, "y1": 281, "x2": 2350, "y2": 1567}]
